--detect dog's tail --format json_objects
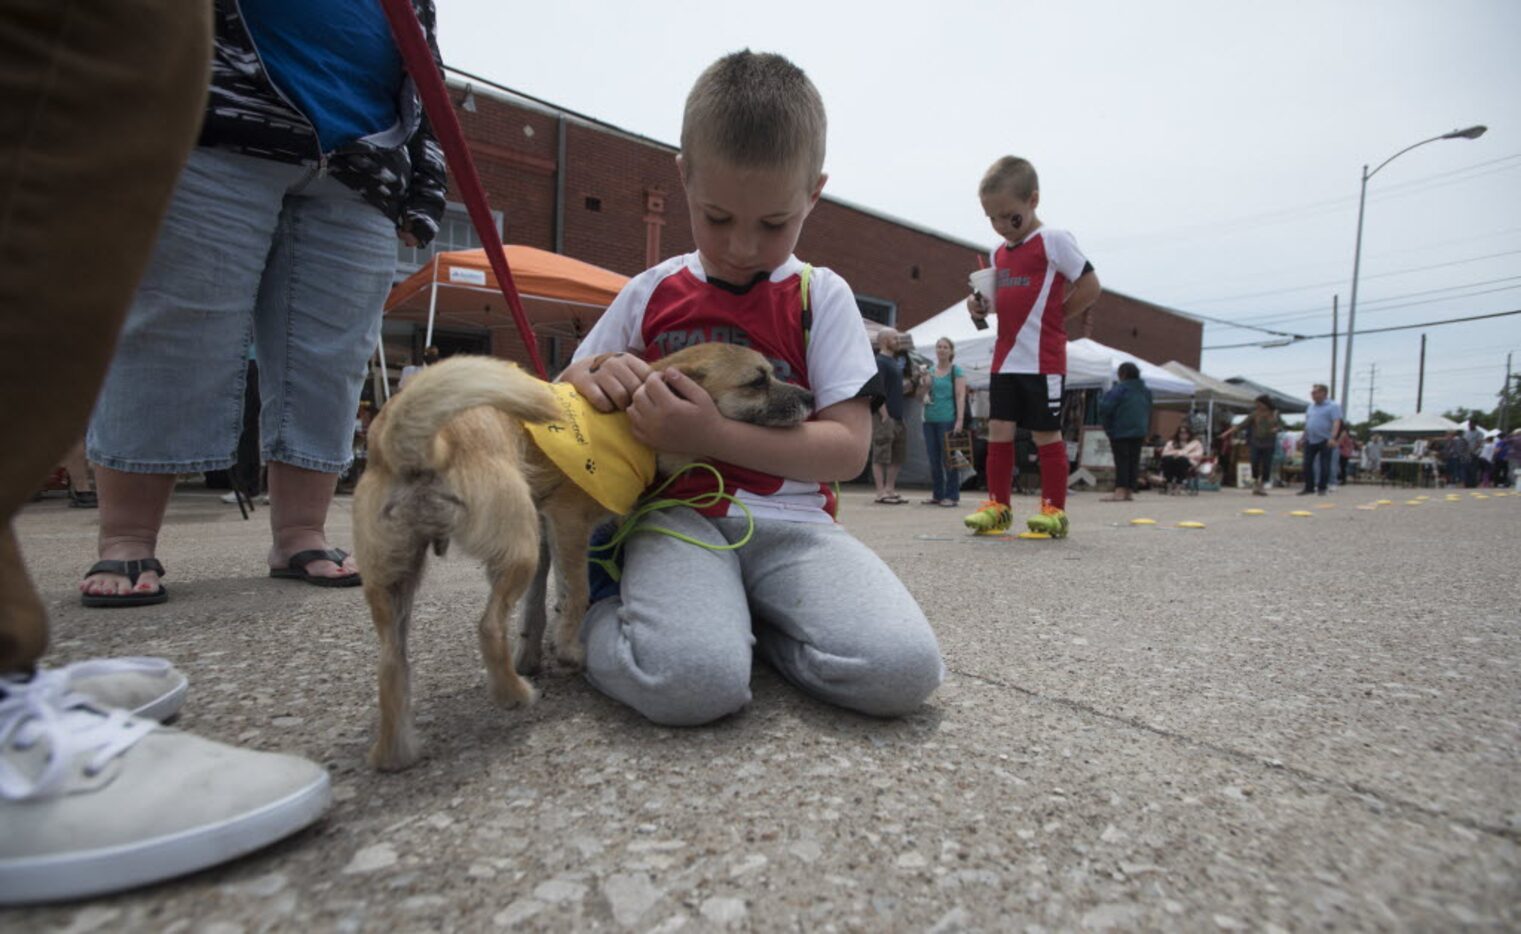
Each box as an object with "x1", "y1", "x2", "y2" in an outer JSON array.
[{"x1": 373, "y1": 356, "x2": 561, "y2": 474}]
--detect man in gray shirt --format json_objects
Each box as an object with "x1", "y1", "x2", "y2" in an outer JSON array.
[
  {"x1": 1463, "y1": 419, "x2": 1486, "y2": 487},
  {"x1": 1298, "y1": 383, "x2": 1344, "y2": 495}
]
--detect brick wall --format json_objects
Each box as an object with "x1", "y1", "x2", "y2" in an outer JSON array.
[{"x1": 443, "y1": 86, "x2": 1200, "y2": 370}]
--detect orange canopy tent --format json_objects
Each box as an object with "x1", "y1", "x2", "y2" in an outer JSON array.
[{"x1": 380, "y1": 245, "x2": 629, "y2": 391}]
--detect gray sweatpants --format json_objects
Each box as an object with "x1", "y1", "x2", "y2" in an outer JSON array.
[{"x1": 582, "y1": 508, "x2": 944, "y2": 726}]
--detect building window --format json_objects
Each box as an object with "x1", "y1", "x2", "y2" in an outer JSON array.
[
  {"x1": 584, "y1": 196, "x2": 602, "y2": 212},
  {"x1": 855, "y1": 295, "x2": 896, "y2": 327},
  {"x1": 395, "y1": 202, "x2": 504, "y2": 278}
]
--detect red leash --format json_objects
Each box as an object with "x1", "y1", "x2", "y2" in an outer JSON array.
[{"x1": 377, "y1": 0, "x2": 547, "y2": 378}]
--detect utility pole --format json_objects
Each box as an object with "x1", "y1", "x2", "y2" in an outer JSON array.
[
  {"x1": 1416, "y1": 334, "x2": 1427, "y2": 413},
  {"x1": 1503, "y1": 352, "x2": 1513, "y2": 433},
  {"x1": 1330, "y1": 295, "x2": 1338, "y2": 396},
  {"x1": 1366, "y1": 362, "x2": 1376, "y2": 426}
]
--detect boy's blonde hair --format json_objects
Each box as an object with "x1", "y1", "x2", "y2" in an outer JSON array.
[
  {"x1": 980, "y1": 156, "x2": 1039, "y2": 200},
  {"x1": 680, "y1": 50, "x2": 826, "y2": 182}
]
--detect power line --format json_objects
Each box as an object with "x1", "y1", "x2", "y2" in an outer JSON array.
[
  {"x1": 1089, "y1": 153, "x2": 1521, "y2": 251},
  {"x1": 1218, "y1": 277, "x2": 1521, "y2": 329},
  {"x1": 1180, "y1": 249, "x2": 1521, "y2": 307},
  {"x1": 1202, "y1": 308, "x2": 1521, "y2": 350}
]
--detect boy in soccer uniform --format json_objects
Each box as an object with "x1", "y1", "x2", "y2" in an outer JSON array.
[
  {"x1": 964, "y1": 156, "x2": 1102, "y2": 537},
  {"x1": 560, "y1": 51, "x2": 944, "y2": 727}
]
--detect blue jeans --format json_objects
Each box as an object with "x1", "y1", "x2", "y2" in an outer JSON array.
[
  {"x1": 88, "y1": 147, "x2": 397, "y2": 474},
  {"x1": 1303, "y1": 440, "x2": 1332, "y2": 492},
  {"x1": 921, "y1": 420, "x2": 960, "y2": 503}
]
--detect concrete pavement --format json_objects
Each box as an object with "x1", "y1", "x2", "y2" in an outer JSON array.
[{"x1": 6, "y1": 482, "x2": 1518, "y2": 931}]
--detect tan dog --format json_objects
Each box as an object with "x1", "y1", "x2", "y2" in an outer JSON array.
[{"x1": 354, "y1": 342, "x2": 813, "y2": 771}]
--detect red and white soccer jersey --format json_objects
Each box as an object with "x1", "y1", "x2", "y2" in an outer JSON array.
[
  {"x1": 570, "y1": 253, "x2": 877, "y2": 523},
  {"x1": 989, "y1": 227, "x2": 1089, "y2": 376}
]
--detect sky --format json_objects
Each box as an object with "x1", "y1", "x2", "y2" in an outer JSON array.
[{"x1": 438, "y1": 0, "x2": 1521, "y2": 420}]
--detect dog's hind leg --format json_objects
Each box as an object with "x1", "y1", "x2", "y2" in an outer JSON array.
[
  {"x1": 366, "y1": 542, "x2": 428, "y2": 771},
  {"x1": 480, "y1": 542, "x2": 540, "y2": 709},
  {"x1": 513, "y1": 523, "x2": 552, "y2": 676}
]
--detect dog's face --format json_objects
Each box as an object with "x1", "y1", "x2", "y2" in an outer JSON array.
[{"x1": 652, "y1": 343, "x2": 813, "y2": 428}]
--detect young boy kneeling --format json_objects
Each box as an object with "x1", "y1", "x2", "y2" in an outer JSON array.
[{"x1": 561, "y1": 51, "x2": 944, "y2": 726}]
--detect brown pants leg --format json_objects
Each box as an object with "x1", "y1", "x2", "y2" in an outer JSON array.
[{"x1": 0, "y1": 1, "x2": 211, "y2": 672}]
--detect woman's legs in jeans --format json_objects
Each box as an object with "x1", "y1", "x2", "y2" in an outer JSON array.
[
  {"x1": 83, "y1": 150, "x2": 395, "y2": 594},
  {"x1": 255, "y1": 172, "x2": 395, "y2": 576},
  {"x1": 922, "y1": 421, "x2": 957, "y2": 502}
]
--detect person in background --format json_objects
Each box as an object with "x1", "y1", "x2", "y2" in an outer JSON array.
[
  {"x1": 1508, "y1": 429, "x2": 1521, "y2": 491},
  {"x1": 1336, "y1": 423, "x2": 1357, "y2": 486},
  {"x1": 1364, "y1": 433, "x2": 1384, "y2": 485},
  {"x1": 397, "y1": 344, "x2": 440, "y2": 392},
  {"x1": 59, "y1": 439, "x2": 97, "y2": 509},
  {"x1": 1477, "y1": 431, "x2": 1496, "y2": 488},
  {"x1": 1097, "y1": 362, "x2": 1151, "y2": 502},
  {"x1": 1160, "y1": 424, "x2": 1204, "y2": 494},
  {"x1": 78, "y1": 0, "x2": 448, "y2": 605},
  {"x1": 1220, "y1": 394, "x2": 1283, "y2": 496},
  {"x1": 1297, "y1": 383, "x2": 1343, "y2": 496},
  {"x1": 1462, "y1": 419, "x2": 1485, "y2": 488},
  {"x1": 1441, "y1": 430, "x2": 1467, "y2": 489},
  {"x1": 870, "y1": 328, "x2": 916, "y2": 504},
  {"x1": 1491, "y1": 431, "x2": 1509, "y2": 488},
  {"x1": 919, "y1": 337, "x2": 967, "y2": 507}
]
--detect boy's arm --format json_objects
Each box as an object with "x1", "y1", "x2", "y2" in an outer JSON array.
[
  {"x1": 1064, "y1": 270, "x2": 1101, "y2": 322},
  {"x1": 627, "y1": 369, "x2": 871, "y2": 482}
]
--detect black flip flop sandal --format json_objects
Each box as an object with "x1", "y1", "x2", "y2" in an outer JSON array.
[
  {"x1": 270, "y1": 548, "x2": 362, "y2": 588},
  {"x1": 80, "y1": 559, "x2": 168, "y2": 608}
]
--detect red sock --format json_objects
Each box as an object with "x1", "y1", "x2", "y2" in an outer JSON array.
[
  {"x1": 1038, "y1": 441, "x2": 1068, "y2": 510},
  {"x1": 987, "y1": 441, "x2": 1013, "y2": 506}
]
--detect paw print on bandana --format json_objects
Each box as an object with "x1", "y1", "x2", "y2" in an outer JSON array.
[{"x1": 584, "y1": 459, "x2": 597, "y2": 474}]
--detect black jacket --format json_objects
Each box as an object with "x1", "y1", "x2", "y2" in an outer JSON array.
[{"x1": 200, "y1": 0, "x2": 448, "y2": 245}]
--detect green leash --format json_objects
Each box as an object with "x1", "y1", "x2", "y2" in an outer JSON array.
[{"x1": 588, "y1": 462, "x2": 756, "y2": 583}]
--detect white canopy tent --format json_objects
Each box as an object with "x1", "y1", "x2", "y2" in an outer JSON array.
[
  {"x1": 1369, "y1": 412, "x2": 1464, "y2": 436},
  {"x1": 905, "y1": 301, "x2": 1194, "y2": 397}
]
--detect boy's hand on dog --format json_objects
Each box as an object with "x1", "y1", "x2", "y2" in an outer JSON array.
[
  {"x1": 628, "y1": 368, "x2": 721, "y2": 456},
  {"x1": 571, "y1": 351, "x2": 653, "y2": 412}
]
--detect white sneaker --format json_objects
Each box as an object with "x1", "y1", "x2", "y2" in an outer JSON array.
[
  {"x1": 0, "y1": 670, "x2": 330, "y2": 905},
  {"x1": 219, "y1": 491, "x2": 241, "y2": 504},
  {"x1": 59, "y1": 656, "x2": 187, "y2": 722}
]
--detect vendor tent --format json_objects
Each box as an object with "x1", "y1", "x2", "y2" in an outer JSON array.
[
  {"x1": 1224, "y1": 376, "x2": 1309, "y2": 414},
  {"x1": 1367, "y1": 412, "x2": 1464, "y2": 436},
  {"x1": 384, "y1": 245, "x2": 629, "y2": 375},
  {"x1": 1160, "y1": 362, "x2": 1260, "y2": 410},
  {"x1": 1068, "y1": 339, "x2": 1195, "y2": 399},
  {"x1": 905, "y1": 300, "x2": 1192, "y2": 397}
]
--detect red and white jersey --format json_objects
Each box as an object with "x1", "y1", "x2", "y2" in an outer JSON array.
[
  {"x1": 571, "y1": 253, "x2": 877, "y2": 523},
  {"x1": 989, "y1": 227, "x2": 1089, "y2": 376}
]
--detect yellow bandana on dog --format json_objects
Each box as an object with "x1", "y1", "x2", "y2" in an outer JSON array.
[{"x1": 524, "y1": 383, "x2": 656, "y2": 515}]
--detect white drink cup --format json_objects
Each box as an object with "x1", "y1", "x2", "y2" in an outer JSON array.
[{"x1": 968, "y1": 267, "x2": 996, "y2": 328}]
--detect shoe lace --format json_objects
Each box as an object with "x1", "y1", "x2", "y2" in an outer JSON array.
[{"x1": 0, "y1": 669, "x2": 156, "y2": 801}]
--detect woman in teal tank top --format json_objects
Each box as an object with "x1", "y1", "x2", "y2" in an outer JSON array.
[{"x1": 920, "y1": 338, "x2": 968, "y2": 506}]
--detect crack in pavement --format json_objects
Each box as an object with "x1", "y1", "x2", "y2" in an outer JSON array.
[{"x1": 948, "y1": 666, "x2": 1521, "y2": 844}]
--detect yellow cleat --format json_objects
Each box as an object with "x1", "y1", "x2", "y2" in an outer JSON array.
[
  {"x1": 1026, "y1": 504, "x2": 1069, "y2": 538},
  {"x1": 964, "y1": 500, "x2": 1013, "y2": 535}
]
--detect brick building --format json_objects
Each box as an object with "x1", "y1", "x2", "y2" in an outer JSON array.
[{"x1": 388, "y1": 76, "x2": 1199, "y2": 374}]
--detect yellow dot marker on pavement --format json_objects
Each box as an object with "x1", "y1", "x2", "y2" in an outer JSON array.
[
  {"x1": 1177, "y1": 521, "x2": 1206, "y2": 529},
  {"x1": 1016, "y1": 531, "x2": 1052, "y2": 540},
  {"x1": 1315, "y1": 503, "x2": 1336, "y2": 509},
  {"x1": 1474, "y1": 494, "x2": 1490, "y2": 500},
  {"x1": 1130, "y1": 518, "x2": 1157, "y2": 526},
  {"x1": 1356, "y1": 504, "x2": 1379, "y2": 510},
  {"x1": 1405, "y1": 500, "x2": 1423, "y2": 506},
  {"x1": 1377, "y1": 499, "x2": 1393, "y2": 505},
  {"x1": 1243, "y1": 508, "x2": 1266, "y2": 516},
  {"x1": 1289, "y1": 510, "x2": 1314, "y2": 517}
]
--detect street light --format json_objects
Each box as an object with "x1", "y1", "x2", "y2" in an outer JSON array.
[{"x1": 1340, "y1": 125, "x2": 1487, "y2": 406}]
